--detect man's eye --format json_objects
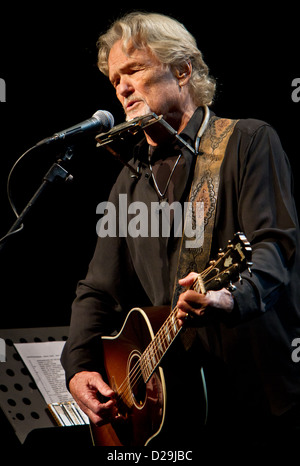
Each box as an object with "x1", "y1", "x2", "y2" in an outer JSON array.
[{"x1": 129, "y1": 67, "x2": 144, "y2": 75}]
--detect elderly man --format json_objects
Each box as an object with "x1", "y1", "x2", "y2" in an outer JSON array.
[{"x1": 61, "y1": 12, "x2": 300, "y2": 450}]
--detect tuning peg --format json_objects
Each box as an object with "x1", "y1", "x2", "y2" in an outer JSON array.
[
  {"x1": 228, "y1": 282, "x2": 237, "y2": 292},
  {"x1": 247, "y1": 262, "x2": 253, "y2": 277}
]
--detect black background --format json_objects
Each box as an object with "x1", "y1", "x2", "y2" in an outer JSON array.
[{"x1": 0, "y1": 3, "x2": 299, "y2": 330}]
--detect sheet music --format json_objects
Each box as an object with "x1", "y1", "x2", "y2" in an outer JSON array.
[
  {"x1": 14, "y1": 341, "x2": 69, "y2": 404},
  {"x1": 14, "y1": 341, "x2": 89, "y2": 425}
]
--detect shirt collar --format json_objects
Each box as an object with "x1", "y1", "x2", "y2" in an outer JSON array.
[
  {"x1": 179, "y1": 106, "x2": 205, "y2": 144},
  {"x1": 133, "y1": 106, "x2": 210, "y2": 162}
]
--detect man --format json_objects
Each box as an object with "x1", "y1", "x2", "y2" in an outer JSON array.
[{"x1": 61, "y1": 12, "x2": 300, "y2": 450}]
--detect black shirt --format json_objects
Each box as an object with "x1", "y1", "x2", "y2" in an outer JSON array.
[{"x1": 61, "y1": 107, "x2": 300, "y2": 418}]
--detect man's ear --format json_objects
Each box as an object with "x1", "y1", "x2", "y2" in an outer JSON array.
[{"x1": 175, "y1": 60, "x2": 192, "y2": 87}]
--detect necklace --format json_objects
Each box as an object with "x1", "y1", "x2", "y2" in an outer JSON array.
[
  {"x1": 148, "y1": 147, "x2": 182, "y2": 203},
  {"x1": 147, "y1": 105, "x2": 210, "y2": 203}
]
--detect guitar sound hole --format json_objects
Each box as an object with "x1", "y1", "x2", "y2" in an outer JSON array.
[{"x1": 129, "y1": 352, "x2": 146, "y2": 409}]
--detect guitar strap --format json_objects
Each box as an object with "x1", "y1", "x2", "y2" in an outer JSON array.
[{"x1": 171, "y1": 115, "x2": 238, "y2": 349}]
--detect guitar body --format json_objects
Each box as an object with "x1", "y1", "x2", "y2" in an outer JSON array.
[{"x1": 90, "y1": 306, "x2": 170, "y2": 446}]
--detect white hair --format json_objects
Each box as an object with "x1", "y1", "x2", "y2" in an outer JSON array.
[{"x1": 97, "y1": 11, "x2": 216, "y2": 106}]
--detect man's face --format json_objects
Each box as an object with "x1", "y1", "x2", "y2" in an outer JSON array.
[{"x1": 108, "y1": 40, "x2": 183, "y2": 123}]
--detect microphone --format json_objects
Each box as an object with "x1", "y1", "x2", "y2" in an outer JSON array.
[{"x1": 36, "y1": 110, "x2": 114, "y2": 146}]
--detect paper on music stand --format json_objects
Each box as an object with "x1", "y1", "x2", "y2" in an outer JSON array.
[{"x1": 14, "y1": 340, "x2": 89, "y2": 426}]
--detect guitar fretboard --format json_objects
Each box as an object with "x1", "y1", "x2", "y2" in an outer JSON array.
[{"x1": 140, "y1": 275, "x2": 205, "y2": 383}]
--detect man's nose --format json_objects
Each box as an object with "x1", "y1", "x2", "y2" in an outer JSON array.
[{"x1": 117, "y1": 76, "x2": 134, "y2": 98}]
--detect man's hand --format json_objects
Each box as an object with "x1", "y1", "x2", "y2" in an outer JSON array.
[
  {"x1": 69, "y1": 371, "x2": 118, "y2": 426},
  {"x1": 176, "y1": 272, "x2": 234, "y2": 326}
]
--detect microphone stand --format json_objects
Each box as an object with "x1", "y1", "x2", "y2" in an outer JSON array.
[{"x1": 0, "y1": 146, "x2": 74, "y2": 252}]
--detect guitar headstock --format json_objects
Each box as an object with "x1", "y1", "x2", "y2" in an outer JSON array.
[{"x1": 201, "y1": 232, "x2": 252, "y2": 292}]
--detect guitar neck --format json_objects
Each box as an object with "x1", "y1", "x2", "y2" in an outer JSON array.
[{"x1": 140, "y1": 275, "x2": 205, "y2": 383}]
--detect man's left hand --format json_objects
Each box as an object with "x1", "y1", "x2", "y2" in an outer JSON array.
[{"x1": 176, "y1": 272, "x2": 234, "y2": 326}]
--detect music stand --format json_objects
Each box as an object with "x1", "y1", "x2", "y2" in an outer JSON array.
[{"x1": 0, "y1": 326, "x2": 91, "y2": 446}]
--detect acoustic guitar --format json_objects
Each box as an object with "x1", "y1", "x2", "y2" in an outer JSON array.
[{"x1": 90, "y1": 232, "x2": 252, "y2": 446}]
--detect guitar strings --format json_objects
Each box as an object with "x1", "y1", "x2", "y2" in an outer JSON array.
[
  {"x1": 116, "y1": 261, "x2": 232, "y2": 404},
  {"x1": 116, "y1": 302, "x2": 184, "y2": 405},
  {"x1": 121, "y1": 272, "x2": 206, "y2": 397},
  {"x1": 116, "y1": 308, "x2": 180, "y2": 404},
  {"x1": 117, "y1": 275, "x2": 232, "y2": 404},
  {"x1": 115, "y1": 248, "x2": 237, "y2": 405},
  {"x1": 115, "y1": 297, "x2": 194, "y2": 404}
]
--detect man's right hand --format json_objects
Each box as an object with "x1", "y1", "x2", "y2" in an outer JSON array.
[{"x1": 69, "y1": 371, "x2": 118, "y2": 426}]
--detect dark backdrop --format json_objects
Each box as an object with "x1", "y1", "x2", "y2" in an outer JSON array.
[{"x1": 0, "y1": 4, "x2": 299, "y2": 329}]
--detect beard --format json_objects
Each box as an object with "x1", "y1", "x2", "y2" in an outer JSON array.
[{"x1": 124, "y1": 98, "x2": 152, "y2": 122}]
